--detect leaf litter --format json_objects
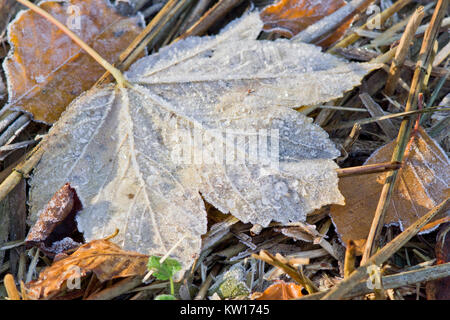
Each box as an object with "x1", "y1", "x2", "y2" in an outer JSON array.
[
  {"x1": 2, "y1": 0, "x2": 448, "y2": 301},
  {"x1": 27, "y1": 11, "x2": 380, "y2": 277}
]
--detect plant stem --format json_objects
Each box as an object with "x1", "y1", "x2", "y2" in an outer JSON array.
[
  {"x1": 329, "y1": 106, "x2": 449, "y2": 130},
  {"x1": 300, "y1": 262, "x2": 450, "y2": 300},
  {"x1": 292, "y1": 0, "x2": 375, "y2": 44},
  {"x1": 328, "y1": 0, "x2": 412, "y2": 53},
  {"x1": 252, "y1": 250, "x2": 318, "y2": 294},
  {"x1": 170, "y1": 277, "x2": 175, "y2": 296},
  {"x1": 14, "y1": 0, "x2": 128, "y2": 87},
  {"x1": 384, "y1": 7, "x2": 425, "y2": 96},
  {"x1": 176, "y1": 0, "x2": 244, "y2": 40}
]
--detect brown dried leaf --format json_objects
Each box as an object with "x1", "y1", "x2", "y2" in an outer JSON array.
[
  {"x1": 252, "y1": 280, "x2": 304, "y2": 300},
  {"x1": 25, "y1": 183, "x2": 82, "y2": 256},
  {"x1": 260, "y1": 0, "x2": 353, "y2": 47},
  {"x1": 3, "y1": 0, "x2": 144, "y2": 123},
  {"x1": 330, "y1": 127, "x2": 450, "y2": 253},
  {"x1": 25, "y1": 239, "x2": 149, "y2": 299}
]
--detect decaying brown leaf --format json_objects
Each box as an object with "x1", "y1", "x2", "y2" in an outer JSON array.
[
  {"x1": 3, "y1": 0, "x2": 144, "y2": 123},
  {"x1": 25, "y1": 183, "x2": 82, "y2": 256},
  {"x1": 25, "y1": 239, "x2": 149, "y2": 299},
  {"x1": 252, "y1": 280, "x2": 304, "y2": 300},
  {"x1": 330, "y1": 127, "x2": 450, "y2": 253},
  {"x1": 260, "y1": 0, "x2": 353, "y2": 47}
]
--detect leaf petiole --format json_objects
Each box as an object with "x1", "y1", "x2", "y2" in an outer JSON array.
[{"x1": 169, "y1": 277, "x2": 175, "y2": 296}]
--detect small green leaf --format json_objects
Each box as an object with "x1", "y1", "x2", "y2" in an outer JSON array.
[
  {"x1": 147, "y1": 255, "x2": 181, "y2": 281},
  {"x1": 154, "y1": 294, "x2": 176, "y2": 300}
]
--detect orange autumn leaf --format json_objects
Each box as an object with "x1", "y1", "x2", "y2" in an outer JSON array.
[
  {"x1": 330, "y1": 127, "x2": 450, "y2": 254},
  {"x1": 260, "y1": 0, "x2": 353, "y2": 47},
  {"x1": 4, "y1": 0, "x2": 143, "y2": 124},
  {"x1": 25, "y1": 239, "x2": 149, "y2": 299},
  {"x1": 252, "y1": 281, "x2": 304, "y2": 300}
]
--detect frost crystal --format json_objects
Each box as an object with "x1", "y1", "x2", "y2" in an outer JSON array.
[{"x1": 29, "y1": 12, "x2": 379, "y2": 275}]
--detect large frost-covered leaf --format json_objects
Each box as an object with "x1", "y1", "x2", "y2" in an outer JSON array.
[{"x1": 29, "y1": 12, "x2": 379, "y2": 275}]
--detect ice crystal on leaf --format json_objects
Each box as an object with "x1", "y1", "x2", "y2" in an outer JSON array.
[{"x1": 29, "y1": 12, "x2": 380, "y2": 276}]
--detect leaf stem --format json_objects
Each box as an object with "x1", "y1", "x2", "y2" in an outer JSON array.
[
  {"x1": 14, "y1": 0, "x2": 128, "y2": 87},
  {"x1": 169, "y1": 277, "x2": 175, "y2": 296}
]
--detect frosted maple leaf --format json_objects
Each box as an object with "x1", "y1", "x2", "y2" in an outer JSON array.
[{"x1": 29, "y1": 12, "x2": 379, "y2": 274}]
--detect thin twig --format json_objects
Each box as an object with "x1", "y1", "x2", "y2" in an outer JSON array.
[
  {"x1": 176, "y1": 0, "x2": 244, "y2": 40},
  {"x1": 301, "y1": 262, "x2": 450, "y2": 300},
  {"x1": 252, "y1": 250, "x2": 318, "y2": 294},
  {"x1": 177, "y1": 0, "x2": 213, "y2": 36},
  {"x1": 359, "y1": 93, "x2": 398, "y2": 140},
  {"x1": 194, "y1": 264, "x2": 221, "y2": 300},
  {"x1": 336, "y1": 161, "x2": 402, "y2": 178},
  {"x1": 385, "y1": 7, "x2": 425, "y2": 95},
  {"x1": 0, "y1": 142, "x2": 44, "y2": 203},
  {"x1": 328, "y1": 0, "x2": 412, "y2": 53},
  {"x1": 292, "y1": 0, "x2": 375, "y2": 44},
  {"x1": 433, "y1": 41, "x2": 450, "y2": 67},
  {"x1": 86, "y1": 276, "x2": 142, "y2": 300},
  {"x1": 327, "y1": 106, "x2": 449, "y2": 130}
]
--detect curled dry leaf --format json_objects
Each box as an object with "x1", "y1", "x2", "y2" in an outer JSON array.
[
  {"x1": 29, "y1": 12, "x2": 380, "y2": 276},
  {"x1": 3, "y1": 0, "x2": 144, "y2": 123},
  {"x1": 260, "y1": 0, "x2": 353, "y2": 47},
  {"x1": 25, "y1": 183, "x2": 83, "y2": 256},
  {"x1": 252, "y1": 280, "x2": 304, "y2": 300},
  {"x1": 330, "y1": 127, "x2": 450, "y2": 253},
  {"x1": 25, "y1": 239, "x2": 149, "y2": 299}
]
